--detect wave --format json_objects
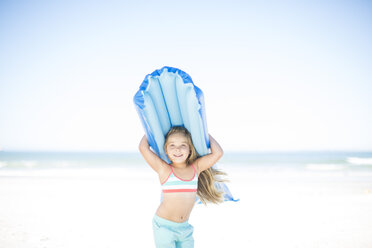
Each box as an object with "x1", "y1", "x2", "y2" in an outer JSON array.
[
  {"x1": 347, "y1": 157, "x2": 372, "y2": 165},
  {"x1": 306, "y1": 163, "x2": 346, "y2": 171},
  {"x1": 0, "y1": 161, "x2": 7, "y2": 168},
  {"x1": 0, "y1": 160, "x2": 39, "y2": 169}
]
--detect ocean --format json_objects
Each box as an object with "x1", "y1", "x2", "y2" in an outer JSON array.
[
  {"x1": 1, "y1": 151, "x2": 371, "y2": 180},
  {"x1": 1, "y1": 151, "x2": 371, "y2": 168}
]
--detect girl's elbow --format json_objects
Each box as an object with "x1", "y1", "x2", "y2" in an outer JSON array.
[
  {"x1": 138, "y1": 136, "x2": 148, "y2": 151},
  {"x1": 138, "y1": 142, "x2": 147, "y2": 154},
  {"x1": 211, "y1": 144, "x2": 223, "y2": 159},
  {"x1": 218, "y1": 149, "x2": 224, "y2": 159},
  {"x1": 213, "y1": 148, "x2": 223, "y2": 160}
]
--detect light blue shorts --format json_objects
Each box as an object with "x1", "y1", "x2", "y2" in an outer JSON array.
[{"x1": 152, "y1": 214, "x2": 194, "y2": 248}]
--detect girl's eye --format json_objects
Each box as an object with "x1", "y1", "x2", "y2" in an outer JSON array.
[{"x1": 181, "y1": 144, "x2": 187, "y2": 148}]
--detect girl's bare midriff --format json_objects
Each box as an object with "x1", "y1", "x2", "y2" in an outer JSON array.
[{"x1": 156, "y1": 192, "x2": 197, "y2": 223}]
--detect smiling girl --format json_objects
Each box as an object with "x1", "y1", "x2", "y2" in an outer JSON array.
[{"x1": 139, "y1": 126, "x2": 226, "y2": 248}]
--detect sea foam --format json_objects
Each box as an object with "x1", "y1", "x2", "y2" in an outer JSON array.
[{"x1": 347, "y1": 157, "x2": 372, "y2": 165}]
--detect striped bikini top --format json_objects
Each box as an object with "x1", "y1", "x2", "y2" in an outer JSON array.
[{"x1": 161, "y1": 164, "x2": 198, "y2": 193}]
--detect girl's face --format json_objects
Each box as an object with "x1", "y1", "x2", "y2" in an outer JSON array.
[{"x1": 165, "y1": 133, "x2": 190, "y2": 164}]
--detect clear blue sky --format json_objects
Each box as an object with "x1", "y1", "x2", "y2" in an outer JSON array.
[{"x1": 0, "y1": 0, "x2": 371, "y2": 152}]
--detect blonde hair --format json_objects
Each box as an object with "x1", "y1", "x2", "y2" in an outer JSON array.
[{"x1": 164, "y1": 126, "x2": 227, "y2": 204}]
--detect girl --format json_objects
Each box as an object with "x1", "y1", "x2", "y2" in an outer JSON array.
[{"x1": 139, "y1": 126, "x2": 226, "y2": 248}]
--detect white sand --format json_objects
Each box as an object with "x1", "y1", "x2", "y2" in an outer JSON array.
[{"x1": 0, "y1": 167, "x2": 372, "y2": 248}]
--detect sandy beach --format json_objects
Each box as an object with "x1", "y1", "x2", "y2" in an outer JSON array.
[{"x1": 0, "y1": 165, "x2": 372, "y2": 248}]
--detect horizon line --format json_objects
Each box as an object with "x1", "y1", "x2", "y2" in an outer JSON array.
[{"x1": 1, "y1": 149, "x2": 371, "y2": 153}]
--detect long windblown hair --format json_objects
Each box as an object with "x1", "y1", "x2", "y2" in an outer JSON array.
[{"x1": 164, "y1": 126, "x2": 227, "y2": 204}]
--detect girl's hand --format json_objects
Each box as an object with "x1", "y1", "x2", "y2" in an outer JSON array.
[{"x1": 194, "y1": 134, "x2": 224, "y2": 173}]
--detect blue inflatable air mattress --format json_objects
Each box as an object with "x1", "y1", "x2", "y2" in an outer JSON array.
[{"x1": 134, "y1": 66, "x2": 237, "y2": 202}]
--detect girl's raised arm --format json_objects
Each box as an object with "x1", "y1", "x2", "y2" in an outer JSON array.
[
  {"x1": 194, "y1": 134, "x2": 224, "y2": 173},
  {"x1": 139, "y1": 135, "x2": 168, "y2": 174}
]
